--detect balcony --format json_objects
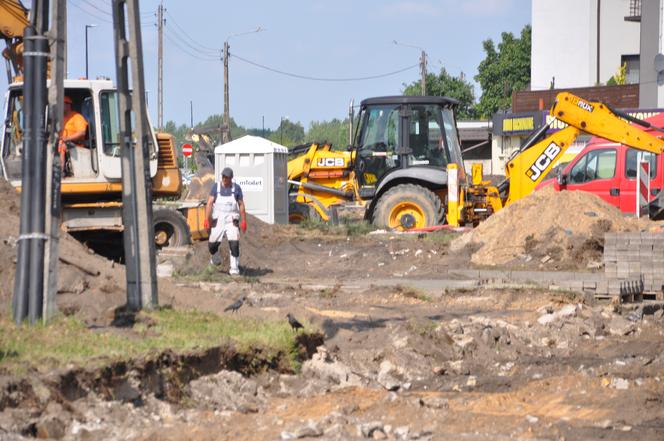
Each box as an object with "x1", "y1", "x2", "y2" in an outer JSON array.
[{"x1": 625, "y1": 0, "x2": 641, "y2": 22}]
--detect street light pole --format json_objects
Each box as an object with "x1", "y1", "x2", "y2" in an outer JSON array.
[
  {"x1": 85, "y1": 24, "x2": 97, "y2": 79},
  {"x1": 223, "y1": 27, "x2": 264, "y2": 143}
]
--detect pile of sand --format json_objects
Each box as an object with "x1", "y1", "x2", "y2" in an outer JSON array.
[
  {"x1": 0, "y1": 179, "x2": 125, "y2": 322},
  {"x1": 451, "y1": 187, "x2": 645, "y2": 267}
]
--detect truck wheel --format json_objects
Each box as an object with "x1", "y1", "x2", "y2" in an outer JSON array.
[
  {"x1": 373, "y1": 184, "x2": 442, "y2": 230},
  {"x1": 153, "y1": 209, "x2": 191, "y2": 248}
]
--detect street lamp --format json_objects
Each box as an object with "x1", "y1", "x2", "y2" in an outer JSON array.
[
  {"x1": 393, "y1": 40, "x2": 427, "y2": 96},
  {"x1": 222, "y1": 27, "x2": 265, "y2": 143},
  {"x1": 85, "y1": 24, "x2": 97, "y2": 79}
]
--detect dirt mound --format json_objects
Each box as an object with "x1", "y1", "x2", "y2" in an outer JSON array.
[
  {"x1": 0, "y1": 179, "x2": 125, "y2": 322},
  {"x1": 452, "y1": 187, "x2": 644, "y2": 267},
  {"x1": 175, "y1": 214, "x2": 296, "y2": 276},
  {"x1": 0, "y1": 179, "x2": 21, "y2": 314}
]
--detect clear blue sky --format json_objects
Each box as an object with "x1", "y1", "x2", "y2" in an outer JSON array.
[{"x1": 10, "y1": 0, "x2": 531, "y2": 129}]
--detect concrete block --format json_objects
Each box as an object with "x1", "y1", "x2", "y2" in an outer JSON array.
[{"x1": 582, "y1": 280, "x2": 597, "y2": 290}]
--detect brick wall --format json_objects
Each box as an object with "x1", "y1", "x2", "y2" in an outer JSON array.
[
  {"x1": 512, "y1": 85, "x2": 640, "y2": 113},
  {"x1": 604, "y1": 232, "x2": 664, "y2": 295}
]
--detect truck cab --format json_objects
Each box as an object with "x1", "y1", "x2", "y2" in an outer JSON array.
[{"x1": 552, "y1": 112, "x2": 664, "y2": 214}]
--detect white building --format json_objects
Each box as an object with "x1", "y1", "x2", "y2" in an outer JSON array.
[
  {"x1": 532, "y1": 0, "x2": 664, "y2": 107},
  {"x1": 531, "y1": 0, "x2": 640, "y2": 90}
]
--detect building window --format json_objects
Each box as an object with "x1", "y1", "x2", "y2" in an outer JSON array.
[{"x1": 621, "y1": 54, "x2": 640, "y2": 84}]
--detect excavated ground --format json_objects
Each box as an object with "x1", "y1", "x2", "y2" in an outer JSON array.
[{"x1": 1, "y1": 188, "x2": 663, "y2": 440}]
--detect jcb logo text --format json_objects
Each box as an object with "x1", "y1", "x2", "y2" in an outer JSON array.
[
  {"x1": 526, "y1": 142, "x2": 561, "y2": 182},
  {"x1": 316, "y1": 158, "x2": 345, "y2": 167}
]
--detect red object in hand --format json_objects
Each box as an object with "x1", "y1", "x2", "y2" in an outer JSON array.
[
  {"x1": 203, "y1": 218, "x2": 210, "y2": 229},
  {"x1": 240, "y1": 219, "x2": 247, "y2": 233}
]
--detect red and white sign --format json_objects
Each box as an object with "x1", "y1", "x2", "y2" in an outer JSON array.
[
  {"x1": 182, "y1": 143, "x2": 193, "y2": 157},
  {"x1": 636, "y1": 160, "x2": 650, "y2": 218}
]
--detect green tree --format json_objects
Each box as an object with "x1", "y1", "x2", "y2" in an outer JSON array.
[
  {"x1": 474, "y1": 24, "x2": 531, "y2": 118},
  {"x1": 403, "y1": 68, "x2": 477, "y2": 119},
  {"x1": 196, "y1": 114, "x2": 247, "y2": 143},
  {"x1": 306, "y1": 118, "x2": 350, "y2": 149},
  {"x1": 269, "y1": 119, "x2": 305, "y2": 147}
]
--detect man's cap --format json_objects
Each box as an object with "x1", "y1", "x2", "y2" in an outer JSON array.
[
  {"x1": 64, "y1": 96, "x2": 72, "y2": 104},
  {"x1": 221, "y1": 167, "x2": 233, "y2": 178}
]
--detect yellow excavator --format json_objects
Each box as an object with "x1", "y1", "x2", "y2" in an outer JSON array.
[
  {"x1": 446, "y1": 92, "x2": 664, "y2": 226},
  {"x1": 0, "y1": 0, "x2": 208, "y2": 254},
  {"x1": 288, "y1": 93, "x2": 664, "y2": 230}
]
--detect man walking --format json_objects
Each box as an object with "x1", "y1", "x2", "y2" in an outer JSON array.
[{"x1": 204, "y1": 167, "x2": 247, "y2": 275}]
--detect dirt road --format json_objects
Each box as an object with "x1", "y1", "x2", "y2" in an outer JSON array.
[{"x1": 1, "y1": 186, "x2": 664, "y2": 440}]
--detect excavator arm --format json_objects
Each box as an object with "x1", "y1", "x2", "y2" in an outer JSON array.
[
  {"x1": 449, "y1": 92, "x2": 664, "y2": 227},
  {"x1": 0, "y1": 0, "x2": 29, "y2": 80},
  {"x1": 504, "y1": 92, "x2": 664, "y2": 206}
]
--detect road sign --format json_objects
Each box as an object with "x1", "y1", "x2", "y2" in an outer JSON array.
[{"x1": 182, "y1": 143, "x2": 193, "y2": 157}]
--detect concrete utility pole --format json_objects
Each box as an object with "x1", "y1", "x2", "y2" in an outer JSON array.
[
  {"x1": 222, "y1": 27, "x2": 264, "y2": 144},
  {"x1": 420, "y1": 50, "x2": 427, "y2": 96},
  {"x1": 43, "y1": 0, "x2": 66, "y2": 322},
  {"x1": 112, "y1": 0, "x2": 159, "y2": 310},
  {"x1": 222, "y1": 40, "x2": 230, "y2": 143},
  {"x1": 393, "y1": 40, "x2": 427, "y2": 95},
  {"x1": 157, "y1": 1, "x2": 164, "y2": 128}
]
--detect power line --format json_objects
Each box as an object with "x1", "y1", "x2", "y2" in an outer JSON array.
[
  {"x1": 78, "y1": 0, "x2": 112, "y2": 16},
  {"x1": 164, "y1": 10, "x2": 221, "y2": 53},
  {"x1": 164, "y1": 26, "x2": 220, "y2": 57},
  {"x1": 232, "y1": 54, "x2": 419, "y2": 82},
  {"x1": 164, "y1": 31, "x2": 218, "y2": 61},
  {"x1": 69, "y1": 1, "x2": 113, "y2": 24},
  {"x1": 71, "y1": 1, "x2": 154, "y2": 27}
]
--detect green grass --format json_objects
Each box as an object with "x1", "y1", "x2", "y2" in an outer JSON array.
[
  {"x1": 0, "y1": 308, "x2": 304, "y2": 375},
  {"x1": 298, "y1": 218, "x2": 376, "y2": 237},
  {"x1": 395, "y1": 284, "x2": 432, "y2": 302}
]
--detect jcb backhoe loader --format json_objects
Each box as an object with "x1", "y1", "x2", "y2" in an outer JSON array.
[
  {"x1": 288, "y1": 96, "x2": 464, "y2": 229},
  {"x1": 446, "y1": 92, "x2": 664, "y2": 226}
]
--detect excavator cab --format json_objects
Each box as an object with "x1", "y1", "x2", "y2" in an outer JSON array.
[
  {"x1": 353, "y1": 96, "x2": 464, "y2": 198},
  {"x1": 352, "y1": 96, "x2": 464, "y2": 229},
  {"x1": 1, "y1": 79, "x2": 159, "y2": 197}
]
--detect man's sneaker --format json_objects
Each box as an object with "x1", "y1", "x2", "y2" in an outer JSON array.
[{"x1": 210, "y1": 253, "x2": 222, "y2": 266}]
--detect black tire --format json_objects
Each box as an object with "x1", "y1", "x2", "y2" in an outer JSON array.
[
  {"x1": 289, "y1": 201, "x2": 321, "y2": 224},
  {"x1": 153, "y1": 208, "x2": 191, "y2": 248},
  {"x1": 372, "y1": 184, "x2": 442, "y2": 230}
]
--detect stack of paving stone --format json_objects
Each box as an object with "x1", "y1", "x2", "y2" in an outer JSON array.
[{"x1": 604, "y1": 232, "x2": 664, "y2": 297}]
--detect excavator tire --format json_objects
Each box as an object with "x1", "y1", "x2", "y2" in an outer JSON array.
[
  {"x1": 289, "y1": 201, "x2": 320, "y2": 224},
  {"x1": 372, "y1": 184, "x2": 442, "y2": 230},
  {"x1": 153, "y1": 208, "x2": 192, "y2": 249}
]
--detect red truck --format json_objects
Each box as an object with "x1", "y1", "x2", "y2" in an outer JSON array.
[{"x1": 539, "y1": 112, "x2": 664, "y2": 215}]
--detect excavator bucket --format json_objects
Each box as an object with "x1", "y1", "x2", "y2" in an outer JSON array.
[{"x1": 182, "y1": 133, "x2": 216, "y2": 201}]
